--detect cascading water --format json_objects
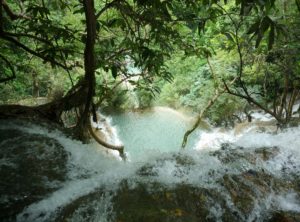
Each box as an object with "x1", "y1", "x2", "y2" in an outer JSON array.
[{"x1": 1, "y1": 108, "x2": 300, "y2": 222}]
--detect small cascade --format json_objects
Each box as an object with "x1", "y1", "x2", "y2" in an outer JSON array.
[
  {"x1": 89, "y1": 112, "x2": 125, "y2": 159},
  {"x1": 195, "y1": 109, "x2": 286, "y2": 151},
  {"x1": 90, "y1": 113, "x2": 123, "y2": 146},
  {"x1": 195, "y1": 128, "x2": 237, "y2": 150}
]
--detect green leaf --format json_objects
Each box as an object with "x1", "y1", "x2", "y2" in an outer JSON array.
[
  {"x1": 255, "y1": 33, "x2": 263, "y2": 48},
  {"x1": 198, "y1": 20, "x2": 206, "y2": 35},
  {"x1": 128, "y1": 80, "x2": 136, "y2": 85},
  {"x1": 81, "y1": 34, "x2": 87, "y2": 43},
  {"x1": 296, "y1": 0, "x2": 300, "y2": 11},
  {"x1": 250, "y1": 16, "x2": 273, "y2": 48},
  {"x1": 96, "y1": 21, "x2": 101, "y2": 31},
  {"x1": 247, "y1": 20, "x2": 260, "y2": 35},
  {"x1": 235, "y1": 0, "x2": 242, "y2": 5},
  {"x1": 73, "y1": 8, "x2": 84, "y2": 14},
  {"x1": 106, "y1": 18, "x2": 125, "y2": 28},
  {"x1": 268, "y1": 25, "x2": 275, "y2": 50},
  {"x1": 111, "y1": 66, "x2": 118, "y2": 79},
  {"x1": 223, "y1": 32, "x2": 235, "y2": 43},
  {"x1": 260, "y1": 16, "x2": 272, "y2": 34}
]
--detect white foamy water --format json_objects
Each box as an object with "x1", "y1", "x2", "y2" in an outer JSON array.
[
  {"x1": 195, "y1": 128, "x2": 237, "y2": 150},
  {"x1": 194, "y1": 123, "x2": 259, "y2": 151},
  {"x1": 275, "y1": 193, "x2": 300, "y2": 213},
  {"x1": 0, "y1": 120, "x2": 130, "y2": 221},
  {"x1": 90, "y1": 113, "x2": 123, "y2": 147},
  {"x1": 251, "y1": 112, "x2": 275, "y2": 122}
]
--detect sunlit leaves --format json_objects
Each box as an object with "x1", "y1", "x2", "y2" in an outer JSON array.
[
  {"x1": 223, "y1": 32, "x2": 235, "y2": 44},
  {"x1": 26, "y1": 5, "x2": 50, "y2": 18}
]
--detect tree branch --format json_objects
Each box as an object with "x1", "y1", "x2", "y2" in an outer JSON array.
[
  {"x1": 1, "y1": 0, "x2": 29, "y2": 20},
  {"x1": 222, "y1": 79, "x2": 282, "y2": 122},
  {"x1": 181, "y1": 58, "x2": 237, "y2": 149},
  {"x1": 4, "y1": 31, "x2": 54, "y2": 46},
  {"x1": 88, "y1": 121, "x2": 125, "y2": 158},
  {"x1": 181, "y1": 89, "x2": 223, "y2": 149},
  {"x1": 0, "y1": 33, "x2": 69, "y2": 70}
]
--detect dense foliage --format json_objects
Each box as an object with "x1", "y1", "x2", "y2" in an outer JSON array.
[
  {"x1": 0, "y1": 0, "x2": 299, "y2": 130},
  {"x1": 157, "y1": 0, "x2": 300, "y2": 126}
]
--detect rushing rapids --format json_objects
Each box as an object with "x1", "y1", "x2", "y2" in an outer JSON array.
[{"x1": 0, "y1": 109, "x2": 300, "y2": 222}]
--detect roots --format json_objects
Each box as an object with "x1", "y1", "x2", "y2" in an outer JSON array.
[{"x1": 0, "y1": 80, "x2": 125, "y2": 159}]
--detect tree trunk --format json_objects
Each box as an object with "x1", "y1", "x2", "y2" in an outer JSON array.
[{"x1": 76, "y1": 0, "x2": 97, "y2": 140}]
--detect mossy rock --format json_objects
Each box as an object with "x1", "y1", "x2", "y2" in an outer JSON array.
[
  {"x1": 254, "y1": 147, "x2": 280, "y2": 161},
  {"x1": 266, "y1": 211, "x2": 300, "y2": 222},
  {"x1": 214, "y1": 146, "x2": 280, "y2": 165},
  {"x1": 113, "y1": 182, "x2": 212, "y2": 222},
  {"x1": 55, "y1": 189, "x2": 114, "y2": 222}
]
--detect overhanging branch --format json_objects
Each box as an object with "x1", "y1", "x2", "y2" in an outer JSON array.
[
  {"x1": 4, "y1": 31, "x2": 53, "y2": 46},
  {"x1": 0, "y1": 34, "x2": 69, "y2": 70},
  {"x1": 222, "y1": 79, "x2": 280, "y2": 122}
]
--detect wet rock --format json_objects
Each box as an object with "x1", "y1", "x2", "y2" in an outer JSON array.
[
  {"x1": 254, "y1": 147, "x2": 280, "y2": 161},
  {"x1": 267, "y1": 211, "x2": 300, "y2": 222},
  {"x1": 113, "y1": 182, "x2": 213, "y2": 222},
  {"x1": 214, "y1": 146, "x2": 254, "y2": 164},
  {"x1": 0, "y1": 129, "x2": 68, "y2": 221},
  {"x1": 55, "y1": 145, "x2": 300, "y2": 222},
  {"x1": 220, "y1": 143, "x2": 231, "y2": 150},
  {"x1": 234, "y1": 121, "x2": 278, "y2": 135},
  {"x1": 214, "y1": 146, "x2": 280, "y2": 165},
  {"x1": 2, "y1": 122, "x2": 299, "y2": 222},
  {"x1": 137, "y1": 163, "x2": 159, "y2": 176},
  {"x1": 220, "y1": 171, "x2": 275, "y2": 216},
  {"x1": 55, "y1": 189, "x2": 114, "y2": 222}
]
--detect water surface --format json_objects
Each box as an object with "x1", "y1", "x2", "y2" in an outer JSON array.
[{"x1": 108, "y1": 107, "x2": 200, "y2": 160}]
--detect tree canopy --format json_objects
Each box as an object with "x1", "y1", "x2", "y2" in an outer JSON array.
[{"x1": 0, "y1": 0, "x2": 299, "y2": 141}]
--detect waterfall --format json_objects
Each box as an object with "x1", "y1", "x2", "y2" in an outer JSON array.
[{"x1": 1, "y1": 111, "x2": 300, "y2": 222}]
